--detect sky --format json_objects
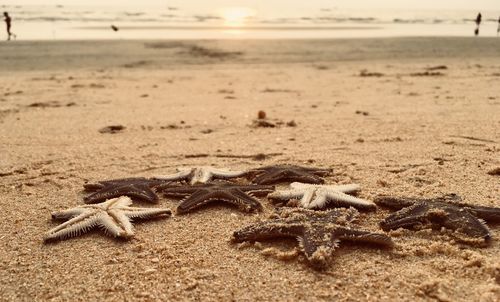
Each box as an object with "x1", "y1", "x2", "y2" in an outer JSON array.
[{"x1": 2, "y1": 0, "x2": 499, "y2": 11}]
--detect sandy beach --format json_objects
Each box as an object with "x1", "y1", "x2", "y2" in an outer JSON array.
[{"x1": 0, "y1": 37, "x2": 499, "y2": 301}]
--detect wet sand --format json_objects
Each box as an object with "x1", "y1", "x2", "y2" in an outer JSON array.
[{"x1": 0, "y1": 38, "x2": 499, "y2": 301}]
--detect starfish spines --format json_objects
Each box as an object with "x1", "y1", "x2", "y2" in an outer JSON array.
[
  {"x1": 376, "y1": 195, "x2": 499, "y2": 243},
  {"x1": 83, "y1": 177, "x2": 169, "y2": 204},
  {"x1": 464, "y1": 206, "x2": 500, "y2": 222},
  {"x1": 269, "y1": 182, "x2": 376, "y2": 211},
  {"x1": 155, "y1": 166, "x2": 246, "y2": 185},
  {"x1": 45, "y1": 212, "x2": 102, "y2": 242},
  {"x1": 161, "y1": 183, "x2": 273, "y2": 214},
  {"x1": 176, "y1": 189, "x2": 262, "y2": 214},
  {"x1": 232, "y1": 208, "x2": 392, "y2": 269},
  {"x1": 123, "y1": 207, "x2": 172, "y2": 219},
  {"x1": 44, "y1": 196, "x2": 171, "y2": 243},
  {"x1": 247, "y1": 165, "x2": 331, "y2": 185},
  {"x1": 335, "y1": 228, "x2": 395, "y2": 247}
]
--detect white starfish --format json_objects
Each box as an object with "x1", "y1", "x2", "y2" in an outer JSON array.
[
  {"x1": 44, "y1": 196, "x2": 171, "y2": 242},
  {"x1": 154, "y1": 166, "x2": 246, "y2": 185},
  {"x1": 268, "y1": 182, "x2": 376, "y2": 211}
]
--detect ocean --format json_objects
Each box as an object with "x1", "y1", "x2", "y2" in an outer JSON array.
[{"x1": 2, "y1": 5, "x2": 500, "y2": 40}]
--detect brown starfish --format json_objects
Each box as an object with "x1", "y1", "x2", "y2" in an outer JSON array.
[
  {"x1": 246, "y1": 165, "x2": 332, "y2": 185},
  {"x1": 159, "y1": 183, "x2": 275, "y2": 214},
  {"x1": 232, "y1": 208, "x2": 393, "y2": 269},
  {"x1": 83, "y1": 177, "x2": 170, "y2": 204},
  {"x1": 375, "y1": 194, "x2": 500, "y2": 243}
]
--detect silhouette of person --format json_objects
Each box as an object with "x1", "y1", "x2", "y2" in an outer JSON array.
[
  {"x1": 3, "y1": 12, "x2": 16, "y2": 41},
  {"x1": 497, "y1": 16, "x2": 500, "y2": 36},
  {"x1": 474, "y1": 12, "x2": 482, "y2": 36}
]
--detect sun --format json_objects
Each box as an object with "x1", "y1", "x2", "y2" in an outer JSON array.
[{"x1": 219, "y1": 7, "x2": 256, "y2": 27}]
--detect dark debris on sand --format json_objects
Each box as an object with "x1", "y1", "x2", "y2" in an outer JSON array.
[
  {"x1": 359, "y1": 70, "x2": 384, "y2": 77},
  {"x1": 487, "y1": 167, "x2": 500, "y2": 176},
  {"x1": 185, "y1": 46, "x2": 243, "y2": 60},
  {"x1": 426, "y1": 65, "x2": 448, "y2": 71},
  {"x1": 250, "y1": 111, "x2": 297, "y2": 129},
  {"x1": 410, "y1": 71, "x2": 445, "y2": 77},
  {"x1": 99, "y1": 125, "x2": 126, "y2": 134},
  {"x1": 27, "y1": 101, "x2": 76, "y2": 108}
]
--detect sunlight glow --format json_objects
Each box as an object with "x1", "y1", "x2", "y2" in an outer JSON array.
[{"x1": 219, "y1": 7, "x2": 257, "y2": 27}]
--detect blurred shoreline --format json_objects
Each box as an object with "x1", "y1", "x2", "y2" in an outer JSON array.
[
  {"x1": 1, "y1": 37, "x2": 500, "y2": 72},
  {"x1": 2, "y1": 5, "x2": 500, "y2": 40}
]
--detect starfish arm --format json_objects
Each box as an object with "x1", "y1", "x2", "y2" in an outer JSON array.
[
  {"x1": 379, "y1": 203, "x2": 430, "y2": 231},
  {"x1": 428, "y1": 208, "x2": 492, "y2": 241},
  {"x1": 97, "y1": 213, "x2": 129, "y2": 238},
  {"x1": 110, "y1": 196, "x2": 133, "y2": 207},
  {"x1": 83, "y1": 183, "x2": 105, "y2": 192},
  {"x1": 311, "y1": 169, "x2": 332, "y2": 176},
  {"x1": 83, "y1": 185, "x2": 158, "y2": 204},
  {"x1": 176, "y1": 189, "x2": 216, "y2": 213},
  {"x1": 44, "y1": 211, "x2": 102, "y2": 242},
  {"x1": 240, "y1": 185, "x2": 275, "y2": 197},
  {"x1": 51, "y1": 207, "x2": 89, "y2": 220},
  {"x1": 334, "y1": 227, "x2": 394, "y2": 247},
  {"x1": 268, "y1": 189, "x2": 306, "y2": 201},
  {"x1": 154, "y1": 169, "x2": 192, "y2": 182},
  {"x1": 208, "y1": 168, "x2": 246, "y2": 178},
  {"x1": 190, "y1": 168, "x2": 209, "y2": 184},
  {"x1": 282, "y1": 171, "x2": 325, "y2": 184},
  {"x1": 330, "y1": 184, "x2": 361, "y2": 194},
  {"x1": 320, "y1": 191, "x2": 376, "y2": 211},
  {"x1": 374, "y1": 196, "x2": 417, "y2": 210},
  {"x1": 299, "y1": 166, "x2": 332, "y2": 175},
  {"x1": 229, "y1": 189, "x2": 263, "y2": 211},
  {"x1": 254, "y1": 170, "x2": 324, "y2": 185},
  {"x1": 300, "y1": 228, "x2": 339, "y2": 268},
  {"x1": 464, "y1": 205, "x2": 500, "y2": 222},
  {"x1": 304, "y1": 189, "x2": 326, "y2": 209},
  {"x1": 290, "y1": 183, "x2": 360, "y2": 193},
  {"x1": 122, "y1": 207, "x2": 172, "y2": 219},
  {"x1": 250, "y1": 170, "x2": 281, "y2": 185},
  {"x1": 99, "y1": 178, "x2": 147, "y2": 185},
  {"x1": 160, "y1": 185, "x2": 198, "y2": 198},
  {"x1": 232, "y1": 221, "x2": 304, "y2": 242},
  {"x1": 120, "y1": 184, "x2": 158, "y2": 203},
  {"x1": 300, "y1": 189, "x2": 318, "y2": 208},
  {"x1": 107, "y1": 210, "x2": 134, "y2": 237},
  {"x1": 176, "y1": 189, "x2": 262, "y2": 214},
  {"x1": 290, "y1": 182, "x2": 311, "y2": 189}
]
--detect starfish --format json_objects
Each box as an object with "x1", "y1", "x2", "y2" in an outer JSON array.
[
  {"x1": 232, "y1": 208, "x2": 393, "y2": 269},
  {"x1": 44, "y1": 196, "x2": 171, "y2": 242},
  {"x1": 154, "y1": 166, "x2": 246, "y2": 185},
  {"x1": 246, "y1": 165, "x2": 332, "y2": 185},
  {"x1": 83, "y1": 177, "x2": 170, "y2": 204},
  {"x1": 374, "y1": 194, "x2": 500, "y2": 243},
  {"x1": 159, "y1": 182, "x2": 275, "y2": 214},
  {"x1": 268, "y1": 182, "x2": 376, "y2": 211}
]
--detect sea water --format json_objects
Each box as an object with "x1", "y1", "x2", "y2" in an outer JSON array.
[{"x1": 1, "y1": 5, "x2": 500, "y2": 40}]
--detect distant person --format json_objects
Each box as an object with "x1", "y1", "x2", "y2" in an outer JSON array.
[
  {"x1": 497, "y1": 17, "x2": 500, "y2": 36},
  {"x1": 474, "y1": 12, "x2": 482, "y2": 36},
  {"x1": 3, "y1": 12, "x2": 16, "y2": 41}
]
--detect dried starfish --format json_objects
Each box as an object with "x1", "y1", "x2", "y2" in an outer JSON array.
[
  {"x1": 269, "y1": 182, "x2": 376, "y2": 211},
  {"x1": 375, "y1": 194, "x2": 500, "y2": 243},
  {"x1": 154, "y1": 166, "x2": 246, "y2": 185},
  {"x1": 246, "y1": 165, "x2": 332, "y2": 185},
  {"x1": 159, "y1": 183, "x2": 274, "y2": 214},
  {"x1": 232, "y1": 208, "x2": 393, "y2": 269},
  {"x1": 83, "y1": 177, "x2": 169, "y2": 204},
  {"x1": 44, "y1": 196, "x2": 171, "y2": 242}
]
